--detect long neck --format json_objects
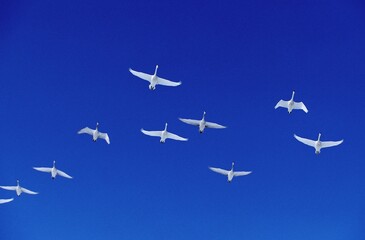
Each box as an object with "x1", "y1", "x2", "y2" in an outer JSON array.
[
  {"x1": 53, "y1": 161, "x2": 56, "y2": 168},
  {"x1": 202, "y1": 111, "x2": 206, "y2": 120},
  {"x1": 17, "y1": 180, "x2": 19, "y2": 186},
  {"x1": 154, "y1": 65, "x2": 159, "y2": 76},
  {"x1": 231, "y1": 162, "x2": 234, "y2": 171},
  {"x1": 291, "y1": 91, "x2": 295, "y2": 100},
  {"x1": 318, "y1": 133, "x2": 321, "y2": 141},
  {"x1": 164, "y1": 123, "x2": 168, "y2": 131},
  {"x1": 96, "y1": 123, "x2": 99, "y2": 131}
]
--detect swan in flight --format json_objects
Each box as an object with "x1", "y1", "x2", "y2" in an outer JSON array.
[
  {"x1": 179, "y1": 111, "x2": 226, "y2": 133},
  {"x1": 0, "y1": 198, "x2": 14, "y2": 204},
  {"x1": 275, "y1": 91, "x2": 308, "y2": 113},
  {"x1": 0, "y1": 180, "x2": 38, "y2": 196},
  {"x1": 209, "y1": 162, "x2": 251, "y2": 183},
  {"x1": 294, "y1": 133, "x2": 343, "y2": 154},
  {"x1": 129, "y1": 65, "x2": 182, "y2": 90},
  {"x1": 78, "y1": 122, "x2": 110, "y2": 144},
  {"x1": 141, "y1": 123, "x2": 188, "y2": 143},
  {"x1": 34, "y1": 161, "x2": 73, "y2": 179}
]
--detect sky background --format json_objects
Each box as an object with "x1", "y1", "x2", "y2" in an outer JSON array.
[{"x1": 0, "y1": 0, "x2": 364, "y2": 239}]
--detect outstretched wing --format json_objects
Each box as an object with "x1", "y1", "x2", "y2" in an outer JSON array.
[
  {"x1": 157, "y1": 77, "x2": 181, "y2": 87},
  {"x1": 234, "y1": 171, "x2": 252, "y2": 177},
  {"x1": 294, "y1": 134, "x2": 316, "y2": 147},
  {"x1": 179, "y1": 118, "x2": 200, "y2": 126},
  {"x1": 57, "y1": 170, "x2": 73, "y2": 179},
  {"x1": 0, "y1": 198, "x2": 13, "y2": 204},
  {"x1": 141, "y1": 129, "x2": 162, "y2": 137},
  {"x1": 205, "y1": 121, "x2": 226, "y2": 129},
  {"x1": 78, "y1": 127, "x2": 94, "y2": 136},
  {"x1": 129, "y1": 68, "x2": 152, "y2": 82},
  {"x1": 98, "y1": 132, "x2": 110, "y2": 144},
  {"x1": 33, "y1": 167, "x2": 52, "y2": 173},
  {"x1": 0, "y1": 186, "x2": 17, "y2": 191},
  {"x1": 166, "y1": 132, "x2": 188, "y2": 141},
  {"x1": 321, "y1": 140, "x2": 343, "y2": 148},
  {"x1": 274, "y1": 100, "x2": 288, "y2": 109},
  {"x1": 293, "y1": 101, "x2": 308, "y2": 113},
  {"x1": 209, "y1": 167, "x2": 229, "y2": 176},
  {"x1": 21, "y1": 187, "x2": 38, "y2": 195}
]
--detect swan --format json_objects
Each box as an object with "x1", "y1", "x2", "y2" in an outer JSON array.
[
  {"x1": 179, "y1": 111, "x2": 226, "y2": 133},
  {"x1": 0, "y1": 180, "x2": 38, "y2": 196},
  {"x1": 0, "y1": 198, "x2": 14, "y2": 204},
  {"x1": 141, "y1": 123, "x2": 188, "y2": 143},
  {"x1": 294, "y1": 133, "x2": 343, "y2": 154},
  {"x1": 34, "y1": 161, "x2": 73, "y2": 179},
  {"x1": 129, "y1": 65, "x2": 182, "y2": 90},
  {"x1": 275, "y1": 91, "x2": 308, "y2": 113},
  {"x1": 209, "y1": 162, "x2": 251, "y2": 182},
  {"x1": 78, "y1": 122, "x2": 110, "y2": 144}
]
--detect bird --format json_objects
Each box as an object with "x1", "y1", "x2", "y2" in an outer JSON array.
[
  {"x1": 294, "y1": 133, "x2": 343, "y2": 154},
  {"x1": 33, "y1": 161, "x2": 73, "y2": 180},
  {"x1": 179, "y1": 111, "x2": 226, "y2": 133},
  {"x1": 141, "y1": 123, "x2": 188, "y2": 143},
  {"x1": 129, "y1": 65, "x2": 182, "y2": 90},
  {"x1": 275, "y1": 91, "x2": 308, "y2": 113},
  {"x1": 0, "y1": 180, "x2": 38, "y2": 196},
  {"x1": 78, "y1": 122, "x2": 110, "y2": 144},
  {"x1": 0, "y1": 198, "x2": 14, "y2": 204},
  {"x1": 209, "y1": 162, "x2": 251, "y2": 183}
]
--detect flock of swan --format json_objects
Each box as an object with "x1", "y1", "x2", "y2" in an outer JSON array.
[{"x1": 0, "y1": 65, "x2": 344, "y2": 204}]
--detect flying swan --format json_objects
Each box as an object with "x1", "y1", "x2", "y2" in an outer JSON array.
[
  {"x1": 209, "y1": 162, "x2": 251, "y2": 182},
  {"x1": 179, "y1": 111, "x2": 226, "y2": 133},
  {"x1": 78, "y1": 122, "x2": 110, "y2": 144},
  {"x1": 0, "y1": 180, "x2": 38, "y2": 196},
  {"x1": 34, "y1": 161, "x2": 73, "y2": 179},
  {"x1": 141, "y1": 123, "x2": 188, "y2": 143},
  {"x1": 129, "y1": 65, "x2": 181, "y2": 90},
  {"x1": 0, "y1": 198, "x2": 14, "y2": 204},
  {"x1": 275, "y1": 91, "x2": 308, "y2": 113},
  {"x1": 294, "y1": 133, "x2": 343, "y2": 154}
]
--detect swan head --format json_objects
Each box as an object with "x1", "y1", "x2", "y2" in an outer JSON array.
[
  {"x1": 16, "y1": 180, "x2": 19, "y2": 185},
  {"x1": 231, "y1": 162, "x2": 235, "y2": 169}
]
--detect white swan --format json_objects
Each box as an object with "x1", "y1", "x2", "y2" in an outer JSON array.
[
  {"x1": 0, "y1": 180, "x2": 38, "y2": 196},
  {"x1": 129, "y1": 65, "x2": 181, "y2": 90},
  {"x1": 209, "y1": 162, "x2": 251, "y2": 182},
  {"x1": 275, "y1": 91, "x2": 308, "y2": 113},
  {"x1": 179, "y1": 111, "x2": 226, "y2": 133},
  {"x1": 294, "y1": 133, "x2": 343, "y2": 154},
  {"x1": 141, "y1": 123, "x2": 188, "y2": 143},
  {"x1": 78, "y1": 122, "x2": 110, "y2": 144},
  {"x1": 0, "y1": 198, "x2": 14, "y2": 204},
  {"x1": 34, "y1": 161, "x2": 73, "y2": 179}
]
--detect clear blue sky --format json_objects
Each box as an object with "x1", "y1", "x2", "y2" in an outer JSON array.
[{"x1": 0, "y1": 0, "x2": 364, "y2": 239}]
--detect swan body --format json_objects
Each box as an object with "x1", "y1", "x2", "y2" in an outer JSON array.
[
  {"x1": 78, "y1": 122, "x2": 110, "y2": 144},
  {"x1": 209, "y1": 162, "x2": 251, "y2": 182},
  {"x1": 129, "y1": 65, "x2": 181, "y2": 90},
  {"x1": 34, "y1": 161, "x2": 73, "y2": 179},
  {"x1": 0, "y1": 198, "x2": 14, "y2": 204},
  {"x1": 141, "y1": 123, "x2": 188, "y2": 143},
  {"x1": 0, "y1": 180, "x2": 38, "y2": 196},
  {"x1": 179, "y1": 111, "x2": 226, "y2": 133},
  {"x1": 275, "y1": 91, "x2": 308, "y2": 113},
  {"x1": 294, "y1": 133, "x2": 343, "y2": 154}
]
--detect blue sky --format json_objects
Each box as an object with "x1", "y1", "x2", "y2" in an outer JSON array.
[{"x1": 0, "y1": 0, "x2": 364, "y2": 239}]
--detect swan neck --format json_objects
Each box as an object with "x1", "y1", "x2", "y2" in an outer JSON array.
[
  {"x1": 291, "y1": 91, "x2": 295, "y2": 100},
  {"x1": 154, "y1": 65, "x2": 159, "y2": 75},
  {"x1": 164, "y1": 123, "x2": 168, "y2": 131},
  {"x1": 318, "y1": 133, "x2": 321, "y2": 141}
]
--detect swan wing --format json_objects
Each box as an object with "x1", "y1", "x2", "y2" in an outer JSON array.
[
  {"x1": 20, "y1": 187, "x2": 38, "y2": 195},
  {"x1": 33, "y1": 167, "x2": 52, "y2": 173},
  {"x1": 78, "y1": 127, "x2": 94, "y2": 135},
  {"x1": 98, "y1": 132, "x2": 110, "y2": 144},
  {"x1": 321, "y1": 140, "x2": 343, "y2": 148},
  {"x1": 293, "y1": 101, "x2": 308, "y2": 113},
  {"x1": 179, "y1": 118, "x2": 200, "y2": 126},
  {"x1": 234, "y1": 171, "x2": 252, "y2": 177},
  {"x1": 209, "y1": 167, "x2": 229, "y2": 176},
  {"x1": 166, "y1": 132, "x2": 188, "y2": 141},
  {"x1": 156, "y1": 77, "x2": 181, "y2": 87},
  {"x1": 0, "y1": 186, "x2": 17, "y2": 191},
  {"x1": 205, "y1": 121, "x2": 226, "y2": 129},
  {"x1": 57, "y1": 169, "x2": 73, "y2": 179},
  {"x1": 129, "y1": 68, "x2": 152, "y2": 82},
  {"x1": 294, "y1": 134, "x2": 316, "y2": 147},
  {"x1": 0, "y1": 198, "x2": 13, "y2": 204},
  {"x1": 141, "y1": 129, "x2": 162, "y2": 137},
  {"x1": 274, "y1": 100, "x2": 288, "y2": 109}
]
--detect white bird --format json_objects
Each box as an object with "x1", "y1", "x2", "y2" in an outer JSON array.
[
  {"x1": 209, "y1": 162, "x2": 251, "y2": 183},
  {"x1": 179, "y1": 111, "x2": 226, "y2": 133},
  {"x1": 141, "y1": 123, "x2": 188, "y2": 143},
  {"x1": 0, "y1": 180, "x2": 38, "y2": 196},
  {"x1": 0, "y1": 198, "x2": 14, "y2": 204},
  {"x1": 129, "y1": 65, "x2": 182, "y2": 90},
  {"x1": 33, "y1": 161, "x2": 73, "y2": 180},
  {"x1": 78, "y1": 122, "x2": 110, "y2": 144},
  {"x1": 275, "y1": 91, "x2": 308, "y2": 113},
  {"x1": 294, "y1": 133, "x2": 343, "y2": 154}
]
